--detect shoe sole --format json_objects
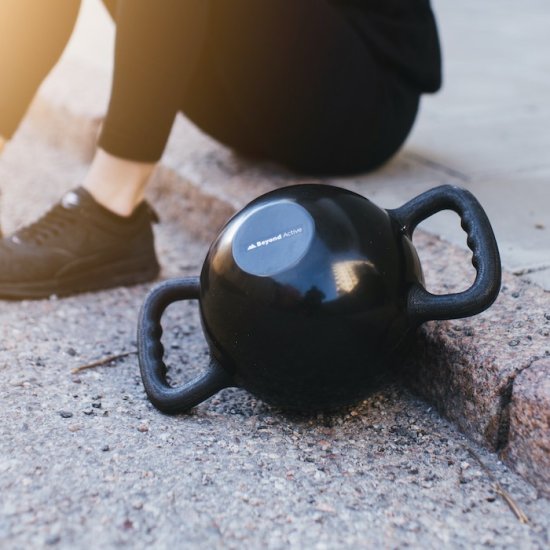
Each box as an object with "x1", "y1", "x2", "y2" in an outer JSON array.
[{"x1": 0, "y1": 255, "x2": 160, "y2": 300}]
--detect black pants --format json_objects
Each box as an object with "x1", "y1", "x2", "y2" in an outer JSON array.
[{"x1": 1, "y1": 0, "x2": 424, "y2": 175}]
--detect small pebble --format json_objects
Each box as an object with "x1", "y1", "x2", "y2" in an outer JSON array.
[
  {"x1": 137, "y1": 424, "x2": 149, "y2": 433},
  {"x1": 101, "y1": 445, "x2": 110, "y2": 452},
  {"x1": 59, "y1": 411, "x2": 73, "y2": 419},
  {"x1": 45, "y1": 534, "x2": 61, "y2": 545},
  {"x1": 508, "y1": 339, "x2": 520, "y2": 347}
]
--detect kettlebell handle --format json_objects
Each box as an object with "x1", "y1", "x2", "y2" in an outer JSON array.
[
  {"x1": 390, "y1": 185, "x2": 501, "y2": 324},
  {"x1": 137, "y1": 277, "x2": 233, "y2": 414}
]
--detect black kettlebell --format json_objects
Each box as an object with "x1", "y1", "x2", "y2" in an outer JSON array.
[{"x1": 138, "y1": 184, "x2": 501, "y2": 413}]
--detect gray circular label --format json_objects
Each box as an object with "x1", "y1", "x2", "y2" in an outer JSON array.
[{"x1": 232, "y1": 201, "x2": 315, "y2": 277}]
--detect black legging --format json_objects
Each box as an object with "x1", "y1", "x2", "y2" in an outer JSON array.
[{"x1": 0, "y1": 0, "x2": 441, "y2": 175}]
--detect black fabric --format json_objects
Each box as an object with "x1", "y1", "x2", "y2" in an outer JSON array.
[
  {"x1": 0, "y1": 0, "x2": 441, "y2": 175},
  {"x1": 329, "y1": 0, "x2": 442, "y2": 92},
  {"x1": 99, "y1": 0, "x2": 210, "y2": 163},
  {"x1": 99, "y1": 0, "x2": 441, "y2": 174}
]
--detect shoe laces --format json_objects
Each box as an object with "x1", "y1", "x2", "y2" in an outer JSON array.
[{"x1": 13, "y1": 204, "x2": 79, "y2": 245}]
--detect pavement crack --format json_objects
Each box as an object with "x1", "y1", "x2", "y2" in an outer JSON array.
[
  {"x1": 495, "y1": 355, "x2": 547, "y2": 453},
  {"x1": 495, "y1": 379, "x2": 514, "y2": 452}
]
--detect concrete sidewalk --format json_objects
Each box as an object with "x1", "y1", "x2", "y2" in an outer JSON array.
[{"x1": 0, "y1": 0, "x2": 549, "y2": 547}]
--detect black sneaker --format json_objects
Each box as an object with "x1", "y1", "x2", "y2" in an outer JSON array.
[{"x1": 0, "y1": 187, "x2": 160, "y2": 299}]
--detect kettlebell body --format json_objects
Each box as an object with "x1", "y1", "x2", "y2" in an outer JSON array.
[
  {"x1": 138, "y1": 184, "x2": 501, "y2": 413},
  {"x1": 200, "y1": 185, "x2": 422, "y2": 409}
]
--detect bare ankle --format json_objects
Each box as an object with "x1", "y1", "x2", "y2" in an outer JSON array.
[{"x1": 82, "y1": 148, "x2": 156, "y2": 217}]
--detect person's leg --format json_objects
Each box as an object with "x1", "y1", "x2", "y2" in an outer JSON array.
[
  {"x1": 0, "y1": 0, "x2": 212, "y2": 298},
  {"x1": 82, "y1": 150, "x2": 155, "y2": 217},
  {"x1": 180, "y1": 0, "x2": 420, "y2": 175},
  {"x1": 0, "y1": 0, "x2": 81, "y2": 142},
  {"x1": 82, "y1": 0, "x2": 209, "y2": 216}
]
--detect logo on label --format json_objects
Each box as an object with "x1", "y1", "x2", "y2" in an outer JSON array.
[
  {"x1": 246, "y1": 226, "x2": 303, "y2": 252},
  {"x1": 232, "y1": 200, "x2": 314, "y2": 276}
]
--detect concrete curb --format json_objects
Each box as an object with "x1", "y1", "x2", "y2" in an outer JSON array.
[
  {"x1": 404, "y1": 236, "x2": 550, "y2": 497},
  {"x1": 503, "y1": 359, "x2": 550, "y2": 496},
  {"x1": 3, "y1": 58, "x2": 548, "y2": 496}
]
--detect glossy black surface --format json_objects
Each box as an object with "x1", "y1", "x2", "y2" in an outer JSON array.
[{"x1": 200, "y1": 185, "x2": 423, "y2": 409}]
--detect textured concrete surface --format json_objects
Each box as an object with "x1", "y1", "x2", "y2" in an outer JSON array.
[{"x1": 503, "y1": 360, "x2": 550, "y2": 497}]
